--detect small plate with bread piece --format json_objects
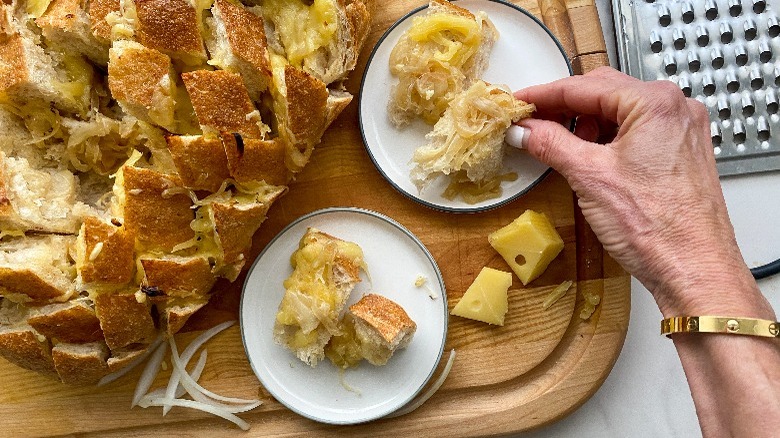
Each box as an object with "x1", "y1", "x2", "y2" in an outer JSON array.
[
  {"x1": 359, "y1": 0, "x2": 573, "y2": 213},
  {"x1": 240, "y1": 207, "x2": 447, "y2": 424}
]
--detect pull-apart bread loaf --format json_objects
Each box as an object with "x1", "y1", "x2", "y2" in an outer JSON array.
[{"x1": 0, "y1": 0, "x2": 370, "y2": 384}]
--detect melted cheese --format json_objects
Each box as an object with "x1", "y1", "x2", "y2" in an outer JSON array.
[
  {"x1": 488, "y1": 210, "x2": 564, "y2": 285},
  {"x1": 451, "y1": 267, "x2": 511, "y2": 325},
  {"x1": 262, "y1": 0, "x2": 338, "y2": 68},
  {"x1": 324, "y1": 317, "x2": 363, "y2": 369}
]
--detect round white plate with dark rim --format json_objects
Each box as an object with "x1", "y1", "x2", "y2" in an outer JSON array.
[
  {"x1": 359, "y1": 0, "x2": 573, "y2": 213},
  {"x1": 240, "y1": 207, "x2": 448, "y2": 425}
]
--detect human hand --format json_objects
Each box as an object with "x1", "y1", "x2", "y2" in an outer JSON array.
[{"x1": 513, "y1": 67, "x2": 773, "y2": 319}]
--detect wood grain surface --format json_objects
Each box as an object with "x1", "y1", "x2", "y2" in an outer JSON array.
[{"x1": 0, "y1": 1, "x2": 630, "y2": 436}]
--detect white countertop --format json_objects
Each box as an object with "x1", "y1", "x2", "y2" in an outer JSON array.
[{"x1": 516, "y1": 3, "x2": 780, "y2": 436}]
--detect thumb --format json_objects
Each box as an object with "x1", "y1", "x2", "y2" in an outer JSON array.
[{"x1": 517, "y1": 118, "x2": 605, "y2": 178}]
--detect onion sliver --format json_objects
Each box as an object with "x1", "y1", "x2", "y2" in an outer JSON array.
[
  {"x1": 388, "y1": 349, "x2": 456, "y2": 418},
  {"x1": 162, "y1": 320, "x2": 234, "y2": 415},
  {"x1": 141, "y1": 349, "x2": 208, "y2": 406},
  {"x1": 140, "y1": 398, "x2": 251, "y2": 431},
  {"x1": 98, "y1": 334, "x2": 164, "y2": 387},
  {"x1": 168, "y1": 336, "x2": 260, "y2": 406},
  {"x1": 131, "y1": 341, "x2": 168, "y2": 408}
]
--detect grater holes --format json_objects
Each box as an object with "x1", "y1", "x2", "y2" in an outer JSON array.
[
  {"x1": 664, "y1": 53, "x2": 677, "y2": 75},
  {"x1": 718, "y1": 96, "x2": 732, "y2": 119},
  {"x1": 711, "y1": 122, "x2": 722, "y2": 147},
  {"x1": 682, "y1": 6, "x2": 695, "y2": 24},
  {"x1": 744, "y1": 19, "x2": 758, "y2": 40},
  {"x1": 749, "y1": 69, "x2": 764, "y2": 89},
  {"x1": 703, "y1": 74, "x2": 716, "y2": 95},
  {"x1": 753, "y1": 0, "x2": 766, "y2": 14},
  {"x1": 757, "y1": 117, "x2": 771, "y2": 141},
  {"x1": 732, "y1": 119, "x2": 746, "y2": 143},
  {"x1": 727, "y1": 76, "x2": 740, "y2": 93},
  {"x1": 673, "y1": 28, "x2": 686, "y2": 50},
  {"x1": 766, "y1": 90, "x2": 778, "y2": 113},
  {"x1": 720, "y1": 22, "x2": 734, "y2": 43},
  {"x1": 768, "y1": 17, "x2": 780, "y2": 38},
  {"x1": 697, "y1": 26, "x2": 710, "y2": 46},
  {"x1": 705, "y1": 0, "x2": 719, "y2": 20},
  {"x1": 678, "y1": 77, "x2": 692, "y2": 97},
  {"x1": 650, "y1": 30, "x2": 663, "y2": 53},
  {"x1": 741, "y1": 94, "x2": 755, "y2": 117},
  {"x1": 728, "y1": 0, "x2": 742, "y2": 17},
  {"x1": 735, "y1": 45, "x2": 748, "y2": 65},
  {"x1": 688, "y1": 53, "x2": 701, "y2": 72},
  {"x1": 774, "y1": 66, "x2": 780, "y2": 85},
  {"x1": 712, "y1": 47, "x2": 725, "y2": 68},
  {"x1": 759, "y1": 42, "x2": 772, "y2": 63},
  {"x1": 658, "y1": 5, "x2": 672, "y2": 27}
]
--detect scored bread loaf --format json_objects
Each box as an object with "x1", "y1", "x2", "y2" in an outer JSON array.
[{"x1": 0, "y1": 0, "x2": 370, "y2": 384}]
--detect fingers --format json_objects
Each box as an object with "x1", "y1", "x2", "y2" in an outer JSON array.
[
  {"x1": 517, "y1": 118, "x2": 607, "y2": 179},
  {"x1": 514, "y1": 67, "x2": 641, "y2": 123}
]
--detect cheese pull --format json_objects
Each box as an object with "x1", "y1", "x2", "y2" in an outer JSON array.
[
  {"x1": 488, "y1": 210, "x2": 564, "y2": 285},
  {"x1": 451, "y1": 267, "x2": 512, "y2": 325}
]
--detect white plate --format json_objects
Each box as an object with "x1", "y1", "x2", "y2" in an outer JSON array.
[
  {"x1": 240, "y1": 208, "x2": 448, "y2": 424},
  {"x1": 359, "y1": 0, "x2": 573, "y2": 212}
]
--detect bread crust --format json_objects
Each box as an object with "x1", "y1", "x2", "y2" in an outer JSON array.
[
  {"x1": 181, "y1": 69, "x2": 265, "y2": 138},
  {"x1": 52, "y1": 342, "x2": 110, "y2": 385},
  {"x1": 88, "y1": 0, "x2": 120, "y2": 42},
  {"x1": 222, "y1": 135, "x2": 289, "y2": 186},
  {"x1": 78, "y1": 217, "x2": 135, "y2": 285},
  {"x1": 350, "y1": 294, "x2": 416, "y2": 344},
  {"x1": 108, "y1": 41, "x2": 174, "y2": 116},
  {"x1": 135, "y1": 0, "x2": 207, "y2": 63},
  {"x1": 106, "y1": 344, "x2": 149, "y2": 372},
  {"x1": 283, "y1": 66, "x2": 329, "y2": 146},
  {"x1": 0, "y1": 268, "x2": 70, "y2": 303},
  {"x1": 0, "y1": 33, "x2": 31, "y2": 98},
  {"x1": 140, "y1": 256, "x2": 216, "y2": 299},
  {"x1": 429, "y1": 0, "x2": 475, "y2": 18},
  {"x1": 121, "y1": 166, "x2": 195, "y2": 252},
  {"x1": 166, "y1": 135, "x2": 231, "y2": 192},
  {"x1": 212, "y1": 0, "x2": 272, "y2": 96},
  {"x1": 94, "y1": 291, "x2": 157, "y2": 350},
  {"x1": 27, "y1": 301, "x2": 104, "y2": 343},
  {"x1": 0, "y1": 328, "x2": 57, "y2": 377},
  {"x1": 210, "y1": 201, "x2": 269, "y2": 275},
  {"x1": 160, "y1": 298, "x2": 208, "y2": 334}
]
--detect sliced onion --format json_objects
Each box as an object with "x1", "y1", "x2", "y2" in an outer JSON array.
[
  {"x1": 131, "y1": 341, "x2": 168, "y2": 408},
  {"x1": 388, "y1": 349, "x2": 456, "y2": 418},
  {"x1": 162, "y1": 320, "x2": 234, "y2": 415},
  {"x1": 98, "y1": 334, "x2": 164, "y2": 387},
  {"x1": 141, "y1": 349, "x2": 208, "y2": 405},
  {"x1": 139, "y1": 398, "x2": 251, "y2": 431},
  {"x1": 168, "y1": 335, "x2": 260, "y2": 406}
]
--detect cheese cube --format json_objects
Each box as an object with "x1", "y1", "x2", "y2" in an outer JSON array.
[
  {"x1": 488, "y1": 210, "x2": 564, "y2": 285},
  {"x1": 451, "y1": 267, "x2": 512, "y2": 326}
]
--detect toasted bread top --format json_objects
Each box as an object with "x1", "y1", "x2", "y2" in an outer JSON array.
[
  {"x1": 0, "y1": 33, "x2": 30, "y2": 94},
  {"x1": 94, "y1": 291, "x2": 156, "y2": 350},
  {"x1": 429, "y1": 0, "x2": 475, "y2": 19},
  {"x1": 78, "y1": 216, "x2": 135, "y2": 285},
  {"x1": 210, "y1": 200, "x2": 269, "y2": 266},
  {"x1": 345, "y1": 0, "x2": 371, "y2": 66},
  {"x1": 282, "y1": 65, "x2": 329, "y2": 146},
  {"x1": 0, "y1": 327, "x2": 57, "y2": 376},
  {"x1": 52, "y1": 342, "x2": 109, "y2": 385},
  {"x1": 349, "y1": 294, "x2": 416, "y2": 344},
  {"x1": 140, "y1": 256, "x2": 216, "y2": 299},
  {"x1": 135, "y1": 0, "x2": 206, "y2": 62},
  {"x1": 222, "y1": 135, "x2": 288, "y2": 186},
  {"x1": 88, "y1": 0, "x2": 120, "y2": 41},
  {"x1": 27, "y1": 301, "x2": 104, "y2": 343},
  {"x1": 166, "y1": 135, "x2": 231, "y2": 192},
  {"x1": 160, "y1": 297, "x2": 208, "y2": 334},
  {"x1": 108, "y1": 41, "x2": 173, "y2": 108},
  {"x1": 35, "y1": 0, "x2": 84, "y2": 32},
  {"x1": 181, "y1": 69, "x2": 265, "y2": 138},
  {"x1": 0, "y1": 267, "x2": 70, "y2": 303},
  {"x1": 213, "y1": 0, "x2": 272, "y2": 83},
  {"x1": 121, "y1": 166, "x2": 195, "y2": 252}
]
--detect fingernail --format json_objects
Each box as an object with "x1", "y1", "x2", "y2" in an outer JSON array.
[{"x1": 506, "y1": 125, "x2": 530, "y2": 149}]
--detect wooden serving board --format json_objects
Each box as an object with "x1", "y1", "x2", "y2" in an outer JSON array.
[{"x1": 0, "y1": 1, "x2": 630, "y2": 436}]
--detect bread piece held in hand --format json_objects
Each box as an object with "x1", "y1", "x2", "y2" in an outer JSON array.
[
  {"x1": 274, "y1": 228, "x2": 365, "y2": 367},
  {"x1": 410, "y1": 80, "x2": 535, "y2": 190}
]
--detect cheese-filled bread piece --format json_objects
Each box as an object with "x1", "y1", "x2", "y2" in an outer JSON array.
[
  {"x1": 52, "y1": 341, "x2": 110, "y2": 385},
  {"x1": 139, "y1": 255, "x2": 216, "y2": 299},
  {"x1": 0, "y1": 235, "x2": 76, "y2": 305},
  {"x1": 0, "y1": 325, "x2": 57, "y2": 377},
  {"x1": 166, "y1": 135, "x2": 231, "y2": 192},
  {"x1": 27, "y1": 300, "x2": 104, "y2": 344},
  {"x1": 133, "y1": 0, "x2": 207, "y2": 65},
  {"x1": 388, "y1": 0, "x2": 498, "y2": 126},
  {"x1": 260, "y1": 0, "x2": 370, "y2": 85},
  {"x1": 108, "y1": 41, "x2": 177, "y2": 132},
  {"x1": 221, "y1": 134, "x2": 289, "y2": 186},
  {"x1": 206, "y1": 0, "x2": 272, "y2": 101},
  {"x1": 94, "y1": 289, "x2": 156, "y2": 350},
  {"x1": 75, "y1": 216, "x2": 135, "y2": 287},
  {"x1": 35, "y1": 0, "x2": 111, "y2": 65},
  {"x1": 274, "y1": 228, "x2": 364, "y2": 366},
  {"x1": 326, "y1": 294, "x2": 416, "y2": 368}
]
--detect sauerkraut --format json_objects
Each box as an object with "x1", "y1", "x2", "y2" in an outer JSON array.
[
  {"x1": 411, "y1": 80, "x2": 535, "y2": 191},
  {"x1": 388, "y1": 9, "x2": 496, "y2": 126}
]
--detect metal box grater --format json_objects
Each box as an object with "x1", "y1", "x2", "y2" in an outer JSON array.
[{"x1": 612, "y1": 0, "x2": 780, "y2": 176}]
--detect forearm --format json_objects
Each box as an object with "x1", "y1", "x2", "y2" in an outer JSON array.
[{"x1": 654, "y1": 271, "x2": 780, "y2": 437}]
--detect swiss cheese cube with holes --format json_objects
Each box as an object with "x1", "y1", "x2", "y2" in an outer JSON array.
[
  {"x1": 488, "y1": 210, "x2": 564, "y2": 285},
  {"x1": 451, "y1": 267, "x2": 512, "y2": 326}
]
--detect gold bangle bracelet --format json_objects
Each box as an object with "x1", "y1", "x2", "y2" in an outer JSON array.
[{"x1": 661, "y1": 316, "x2": 780, "y2": 338}]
